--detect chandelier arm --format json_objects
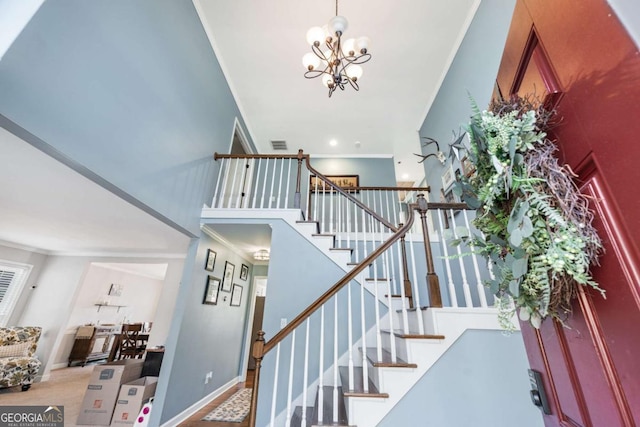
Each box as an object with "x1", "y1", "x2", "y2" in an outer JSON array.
[
  {"x1": 304, "y1": 69, "x2": 332, "y2": 79},
  {"x1": 346, "y1": 76, "x2": 360, "y2": 91},
  {"x1": 343, "y1": 53, "x2": 372, "y2": 65}
]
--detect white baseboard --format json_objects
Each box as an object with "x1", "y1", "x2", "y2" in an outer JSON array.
[
  {"x1": 51, "y1": 362, "x2": 69, "y2": 371},
  {"x1": 160, "y1": 376, "x2": 240, "y2": 427}
]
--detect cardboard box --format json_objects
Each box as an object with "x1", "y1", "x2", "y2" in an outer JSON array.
[
  {"x1": 110, "y1": 377, "x2": 158, "y2": 426},
  {"x1": 77, "y1": 360, "x2": 144, "y2": 426}
]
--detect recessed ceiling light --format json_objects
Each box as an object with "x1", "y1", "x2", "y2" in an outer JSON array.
[
  {"x1": 402, "y1": 173, "x2": 409, "y2": 180},
  {"x1": 329, "y1": 139, "x2": 337, "y2": 146},
  {"x1": 355, "y1": 140, "x2": 361, "y2": 146}
]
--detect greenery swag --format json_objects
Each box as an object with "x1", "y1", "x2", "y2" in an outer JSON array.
[{"x1": 451, "y1": 95, "x2": 603, "y2": 329}]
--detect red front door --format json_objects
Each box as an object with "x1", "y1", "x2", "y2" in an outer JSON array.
[{"x1": 496, "y1": 1, "x2": 640, "y2": 426}]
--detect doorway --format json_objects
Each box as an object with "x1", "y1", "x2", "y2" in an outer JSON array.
[
  {"x1": 241, "y1": 276, "x2": 267, "y2": 378},
  {"x1": 220, "y1": 119, "x2": 255, "y2": 208}
]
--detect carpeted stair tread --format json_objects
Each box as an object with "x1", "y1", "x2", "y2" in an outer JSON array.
[
  {"x1": 311, "y1": 386, "x2": 351, "y2": 426},
  {"x1": 380, "y1": 329, "x2": 445, "y2": 339},
  {"x1": 329, "y1": 247, "x2": 354, "y2": 253},
  {"x1": 361, "y1": 347, "x2": 417, "y2": 368},
  {"x1": 339, "y1": 366, "x2": 388, "y2": 398},
  {"x1": 291, "y1": 406, "x2": 315, "y2": 427}
]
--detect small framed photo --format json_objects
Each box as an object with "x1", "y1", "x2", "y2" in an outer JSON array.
[
  {"x1": 205, "y1": 249, "x2": 216, "y2": 272},
  {"x1": 240, "y1": 264, "x2": 249, "y2": 281},
  {"x1": 108, "y1": 284, "x2": 123, "y2": 297},
  {"x1": 461, "y1": 156, "x2": 476, "y2": 177},
  {"x1": 203, "y1": 276, "x2": 221, "y2": 305},
  {"x1": 441, "y1": 163, "x2": 455, "y2": 190},
  {"x1": 230, "y1": 284, "x2": 243, "y2": 307},
  {"x1": 222, "y1": 261, "x2": 235, "y2": 292}
]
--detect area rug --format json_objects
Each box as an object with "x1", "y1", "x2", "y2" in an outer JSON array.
[{"x1": 202, "y1": 388, "x2": 252, "y2": 422}]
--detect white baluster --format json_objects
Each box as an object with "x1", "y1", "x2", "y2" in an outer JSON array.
[
  {"x1": 333, "y1": 294, "x2": 338, "y2": 424},
  {"x1": 360, "y1": 265, "x2": 369, "y2": 393},
  {"x1": 218, "y1": 158, "x2": 230, "y2": 209},
  {"x1": 321, "y1": 185, "x2": 326, "y2": 234},
  {"x1": 353, "y1": 201, "x2": 359, "y2": 262},
  {"x1": 336, "y1": 192, "x2": 341, "y2": 248},
  {"x1": 395, "y1": 240, "x2": 410, "y2": 335},
  {"x1": 269, "y1": 158, "x2": 277, "y2": 209},
  {"x1": 212, "y1": 157, "x2": 225, "y2": 208},
  {"x1": 286, "y1": 331, "x2": 296, "y2": 427},
  {"x1": 302, "y1": 319, "x2": 310, "y2": 427},
  {"x1": 451, "y1": 209, "x2": 473, "y2": 307},
  {"x1": 371, "y1": 213, "x2": 382, "y2": 362},
  {"x1": 347, "y1": 282, "x2": 354, "y2": 391},
  {"x1": 260, "y1": 159, "x2": 269, "y2": 209},
  {"x1": 270, "y1": 343, "x2": 281, "y2": 427},
  {"x1": 276, "y1": 157, "x2": 285, "y2": 208},
  {"x1": 383, "y1": 244, "x2": 397, "y2": 363},
  {"x1": 437, "y1": 209, "x2": 457, "y2": 307},
  {"x1": 313, "y1": 175, "x2": 319, "y2": 223},
  {"x1": 284, "y1": 158, "x2": 292, "y2": 208},
  {"x1": 252, "y1": 159, "x2": 262, "y2": 209},
  {"x1": 463, "y1": 210, "x2": 488, "y2": 307},
  {"x1": 330, "y1": 185, "x2": 334, "y2": 235},
  {"x1": 229, "y1": 158, "x2": 240, "y2": 208},
  {"x1": 318, "y1": 305, "x2": 325, "y2": 425},
  {"x1": 407, "y1": 230, "x2": 425, "y2": 334}
]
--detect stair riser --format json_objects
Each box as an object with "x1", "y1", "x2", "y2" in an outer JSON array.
[{"x1": 393, "y1": 309, "x2": 437, "y2": 335}]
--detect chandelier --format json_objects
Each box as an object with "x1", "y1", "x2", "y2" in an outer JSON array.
[
  {"x1": 302, "y1": 0, "x2": 372, "y2": 97},
  {"x1": 253, "y1": 249, "x2": 270, "y2": 261}
]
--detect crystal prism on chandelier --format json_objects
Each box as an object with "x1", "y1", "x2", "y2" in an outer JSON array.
[{"x1": 302, "y1": 0, "x2": 372, "y2": 97}]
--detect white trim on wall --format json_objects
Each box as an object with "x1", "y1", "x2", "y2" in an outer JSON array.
[{"x1": 192, "y1": 0, "x2": 258, "y2": 151}]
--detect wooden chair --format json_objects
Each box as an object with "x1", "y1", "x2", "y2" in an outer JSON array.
[{"x1": 118, "y1": 323, "x2": 145, "y2": 359}]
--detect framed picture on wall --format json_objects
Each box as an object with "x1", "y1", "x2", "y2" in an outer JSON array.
[
  {"x1": 221, "y1": 261, "x2": 235, "y2": 292},
  {"x1": 310, "y1": 175, "x2": 359, "y2": 193},
  {"x1": 230, "y1": 284, "x2": 243, "y2": 307},
  {"x1": 441, "y1": 163, "x2": 455, "y2": 190},
  {"x1": 203, "y1": 276, "x2": 221, "y2": 305},
  {"x1": 205, "y1": 249, "x2": 217, "y2": 272},
  {"x1": 240, "y1": 264, "x2": 249, "y2": 281},
  {"x1": 108, "y1": 283, "x2": 123, "y2": 297}
]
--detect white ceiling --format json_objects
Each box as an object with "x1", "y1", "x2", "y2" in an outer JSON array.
[
  {"x1": 0, "y1": 127, "x2": 191, "y2": 256},
  {"x1": 195, "y1": 0, "x2": 479, "y2": 183},
  {"x1": 203, "y1": 224, "x2": 272, "y2": 265}
]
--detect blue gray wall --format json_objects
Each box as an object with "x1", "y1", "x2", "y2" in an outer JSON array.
[
  {"x1": 310, "y1": 157, "x2": 397, "y2": 187},
  {"x1": 0, "y1": 0, "x2": 253, "y2": 236},
  {"x1": 419, "y1": 0, "x2": 516, "y2": 197},
  {"x1": 378, "y1": 329, "x2": 543, "y2": 427},
  {"x1": 157, "y1": 231, "x2": 256, "y2": 423}
]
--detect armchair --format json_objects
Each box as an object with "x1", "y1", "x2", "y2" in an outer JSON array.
[{"x1": 0, "y1": 326, "x2": 42, "y2": 391}]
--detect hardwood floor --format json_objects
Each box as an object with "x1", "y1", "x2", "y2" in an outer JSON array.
[{"x1": 179, "y1": 370, "x2": 255, "y2": 427}]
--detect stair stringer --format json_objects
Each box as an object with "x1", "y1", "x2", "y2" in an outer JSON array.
[{"x1": 347, "y1": 308, "x2": 517, "y2": 427}]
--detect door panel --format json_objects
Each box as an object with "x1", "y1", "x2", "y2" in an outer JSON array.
[{"x1": 497, "y1": 1, "x2": 640, "y2": 425}]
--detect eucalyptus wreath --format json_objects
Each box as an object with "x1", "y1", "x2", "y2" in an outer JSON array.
[{"x1": 452, "y1": 95, "x2": 604, "y2": 329}]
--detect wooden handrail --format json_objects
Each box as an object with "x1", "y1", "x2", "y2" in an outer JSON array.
[
  {"x1": 214, "y1": 152, "x2": 310, "y2": 160},
  {"x1": 304, "y1": 157, "x2": 399, "y2": 232},
  {"x1": 330, "y1": 186, "x2": 432, "y2": 192},
  {"x1": 427, "y1": 202, "x2": 473, "y2": 210},
  {"x1": 262, "y1": 206, "x2": 416, "y2": 355}
]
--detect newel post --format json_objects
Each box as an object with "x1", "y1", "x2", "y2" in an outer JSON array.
[
  {"x1": 294, "y1": 149, "x2": 304, "y2": 209},
  {"x1": 416, "y1": 194, "x2": 443, "y2": 308},
  {"x1": 398, "y1": 224, "x2": 414, "y2": 309},
  {"x1": 248, "y1": 330, "x2": 265, "y2": 427}
]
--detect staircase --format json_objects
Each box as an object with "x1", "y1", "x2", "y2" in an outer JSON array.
[{"x1": 204, "y1": 151, "x2": 512, "y2": 427}]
